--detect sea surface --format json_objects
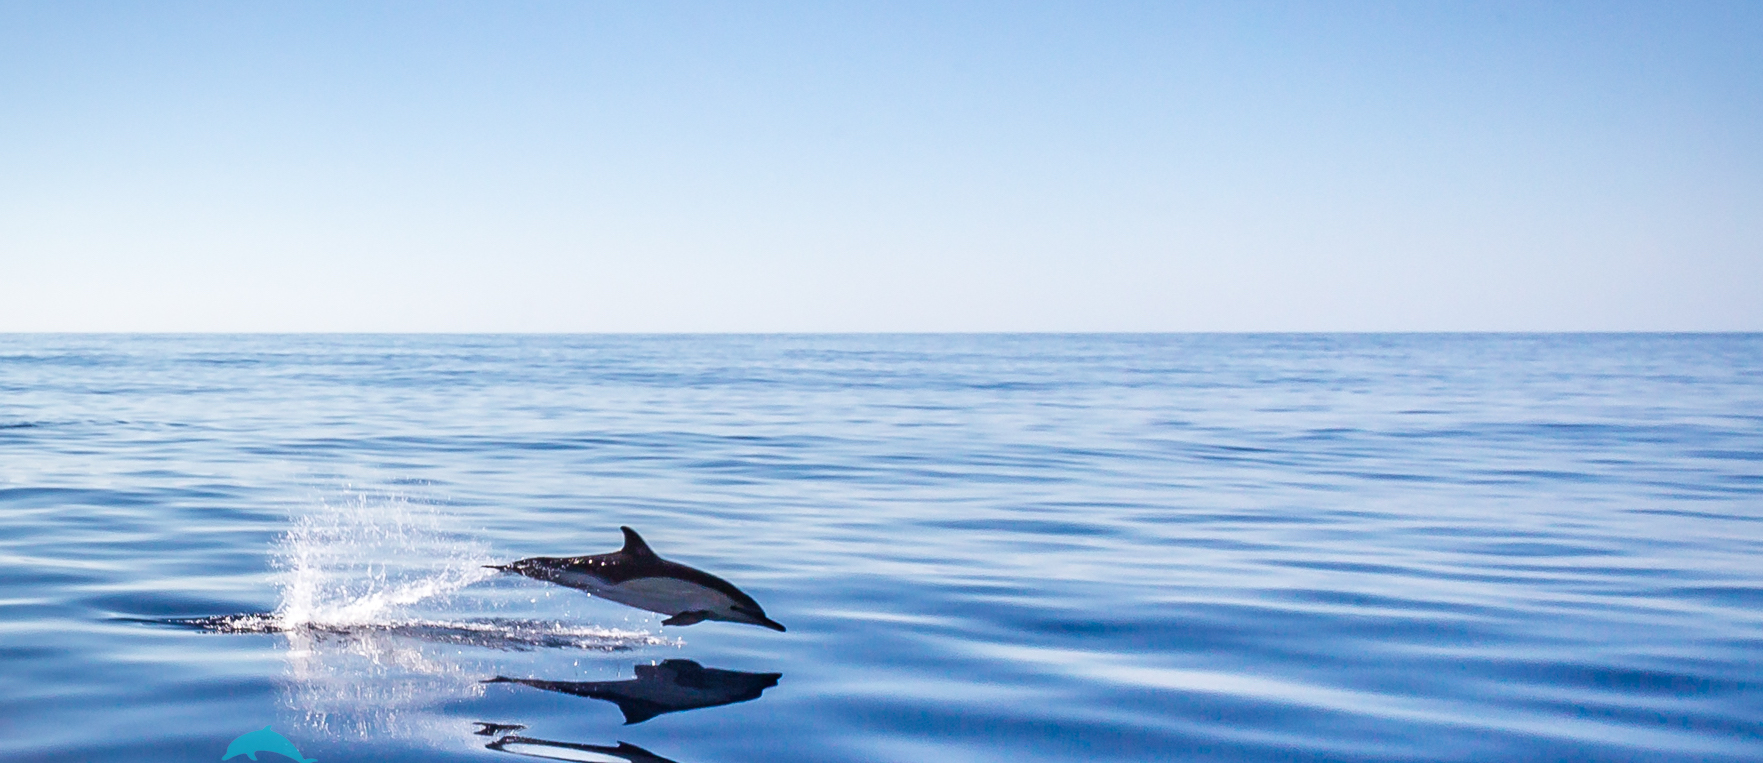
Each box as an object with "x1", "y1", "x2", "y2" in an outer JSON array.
[{"x1": 0, "y1": 334, "x2": 1759, "y2": 763}]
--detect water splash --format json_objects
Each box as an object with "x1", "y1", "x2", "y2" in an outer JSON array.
[
  {"x1": 247, "y1": 490, "x2": 675, "y2": 742},
  {"x1": 272, "y1": 491, "x2": 493, "y2": 628}
]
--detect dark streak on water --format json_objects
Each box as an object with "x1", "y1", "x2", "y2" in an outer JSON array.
[{"x1": 1, "y1": 334, "x2": 1760, "y2": 762}]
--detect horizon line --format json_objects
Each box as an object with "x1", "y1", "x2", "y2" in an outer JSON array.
[{"x1": 3, "y1": 330, "x2": 1759, "y2": 337}]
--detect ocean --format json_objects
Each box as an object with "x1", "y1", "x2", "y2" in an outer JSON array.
[{"x1": 0, "y1": 333, "x2": 1758, "y2": 762}]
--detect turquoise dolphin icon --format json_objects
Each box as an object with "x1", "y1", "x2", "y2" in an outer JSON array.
[{"x1": 222, "y1": 726, "x2": 316, "y2": 763}]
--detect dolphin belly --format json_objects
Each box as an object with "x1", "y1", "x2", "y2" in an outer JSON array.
[{"x1": 578, "y1": 576, "x2": 737, "y2": 616}]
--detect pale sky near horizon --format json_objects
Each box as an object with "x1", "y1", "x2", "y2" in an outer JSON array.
[{"x1": 2, "y1": 2, "x2": 1759, "y2": 332}]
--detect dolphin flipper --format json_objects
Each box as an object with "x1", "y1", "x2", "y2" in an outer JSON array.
[
  {"x1": 612, "y1": 699, "x2": 667, "y2": 725},
  {"x1": 661, "y1": 610, "x2": 712, "y2": 626}
]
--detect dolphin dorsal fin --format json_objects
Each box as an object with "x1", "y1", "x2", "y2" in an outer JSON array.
[{"x1": 619, "y1": 526, "x2": 656, "y2": 558}]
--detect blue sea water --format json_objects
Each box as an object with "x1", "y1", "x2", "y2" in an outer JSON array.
[{"x1": 0, "y1": 333, "x2": 1759, "y2": 763}]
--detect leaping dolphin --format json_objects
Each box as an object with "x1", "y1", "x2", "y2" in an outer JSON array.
[{"x1": 486, "y1": 526, "x2": 785, "y2": 632}]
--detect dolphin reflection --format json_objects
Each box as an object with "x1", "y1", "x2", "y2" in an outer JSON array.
[
  {"x1": 484, "y1": 659, "x2": 781, "y2": 724},
  {"x1": 485, "y1": 735, "x2": 681, "y2": 763}
]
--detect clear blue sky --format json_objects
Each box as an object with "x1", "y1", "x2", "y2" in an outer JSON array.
[{"x1": 2, "y1": 1, "x2": 1758, "y2": 331}]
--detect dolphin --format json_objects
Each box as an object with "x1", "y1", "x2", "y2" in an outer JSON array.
[
  {"x1": 486, "y1": 736, "x2": 681, "y2": 763},
  {"x1": 221, "y1": 726, "x2": 315, "y2": 763},
  {"x1": 484, "y1": 659, "x2": 782, "y2": 724},
  {"x1": 486, "y1": 526, "x2": 785, "y2": 632}
]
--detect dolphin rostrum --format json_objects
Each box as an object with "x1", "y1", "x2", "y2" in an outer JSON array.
[
  {"x1": 222, "y1": 726, "x2": 316, "y2": 763},
  {"x1": 487, "y1": 527, "x2": 785, "y2": 632},
  {"x1": 484, "y1": 659, "x2": 782, "y2": 725}
]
